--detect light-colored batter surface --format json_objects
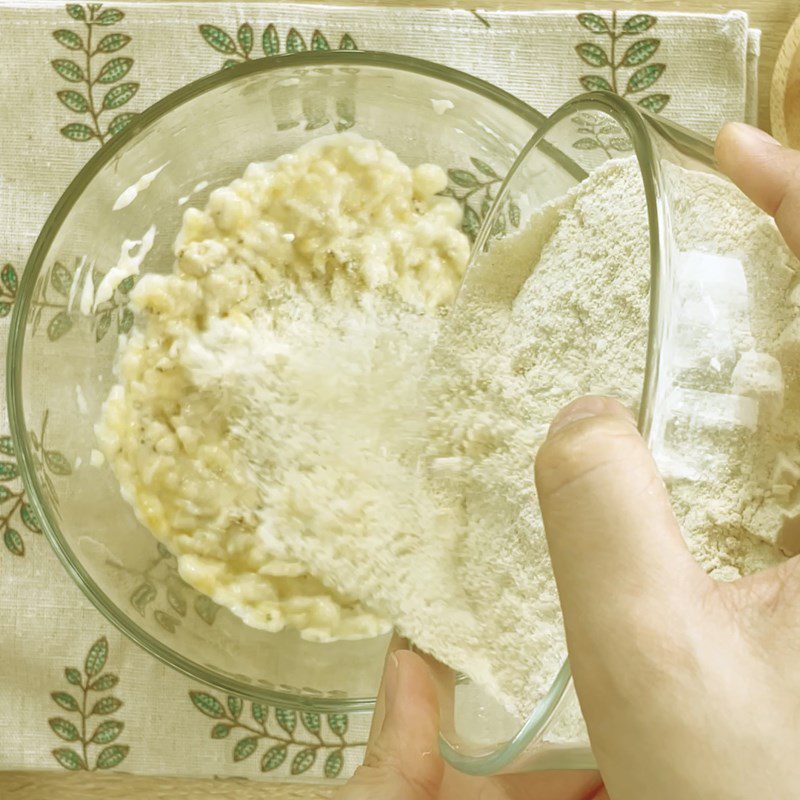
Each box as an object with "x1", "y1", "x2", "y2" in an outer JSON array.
[{"x1": 97, "y1": 133, "x2": 470, "y2": 641}]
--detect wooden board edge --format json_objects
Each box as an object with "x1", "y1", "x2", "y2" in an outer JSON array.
[{"x1": 771, "y1": 13, "x2": 800, "y2": 145}]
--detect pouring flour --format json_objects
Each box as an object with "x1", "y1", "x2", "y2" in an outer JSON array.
[{"x1": 98, "y1": 132, "x2": 798, "y2": 719}]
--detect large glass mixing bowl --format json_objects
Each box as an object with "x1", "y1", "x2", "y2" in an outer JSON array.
[
  {"x1": 7, "y1": 53, "x2": 554, "y2": 717},
  {"x1": 11, "y1": 47, "x2": 738, "y2": 775},
  {"x1": 433, "y1": 94, "x2": 751, "y2": 774}
]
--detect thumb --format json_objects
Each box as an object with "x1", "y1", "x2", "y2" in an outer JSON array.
[
  {"x1": 715, "y1": 122, "x2": 800, "y2": 257},
  {"x1": 336, "y1": 650, "x2": 443, "y2": 800},
  {"x1": 535, "y1": 397, "x2": 706, "y2": 670}
]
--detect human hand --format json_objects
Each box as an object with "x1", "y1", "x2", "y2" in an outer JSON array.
[
  {"x1": 336, "y1": 124, "x2": 799, "y2": 800},
  {"x1": 335, "y1": 637, "x2": 606, "y2": 800},
  {"x1": 715, "y1": 122, "x2": 800, "y2": 255},
  {"x1": 534, "y1": 124, "x2": 800, "y2": 800}
]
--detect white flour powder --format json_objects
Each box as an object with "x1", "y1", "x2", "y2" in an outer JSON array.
[{"x1": 190, "y1": 155, "x2": 800, "y2": 719}]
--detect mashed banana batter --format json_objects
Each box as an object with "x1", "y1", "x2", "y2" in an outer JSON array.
[{"x1": 97, "y1": 133, "x2": 470, "y2": 640}]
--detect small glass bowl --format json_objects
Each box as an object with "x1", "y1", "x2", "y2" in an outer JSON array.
[
  {"x1": 7, "y1": 52, "x2": 548, "y2": 715},
  {"x1": 434, "y1": 92, "x2": 743, "y2": 775}
]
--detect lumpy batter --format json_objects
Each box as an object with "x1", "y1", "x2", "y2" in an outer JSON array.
[{"x1": 97, "y1": 133, "x2": 470, "y2": 641}]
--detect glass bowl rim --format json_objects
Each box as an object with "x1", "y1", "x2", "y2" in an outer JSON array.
[
  {"x1": 6, "y1": 50, "x2": 549, "y2": 714},
  {"x1": 438, "y1": 91, "x2": 715, "y2": 774}
]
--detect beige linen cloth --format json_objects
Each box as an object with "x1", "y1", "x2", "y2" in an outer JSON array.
[{"x1": 0, "y1": 1, "x2": 759, "y2": 783}]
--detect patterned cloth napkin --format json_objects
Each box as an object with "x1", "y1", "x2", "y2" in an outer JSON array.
[{"x1": 0, "y1": 1, "x2": 759, "y2": 784}]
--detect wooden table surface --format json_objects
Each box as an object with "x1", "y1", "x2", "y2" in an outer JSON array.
[
  {"x1": 5, "y1": 0, "x2": 798, "y2": 797},
  {"x1": 0, "y1": 772, "x2": 337, "y2": 799}
]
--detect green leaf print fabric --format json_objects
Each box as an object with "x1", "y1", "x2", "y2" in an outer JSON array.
[{"x1": 0, "y1": 0, "x2": 758, "y2": 782}]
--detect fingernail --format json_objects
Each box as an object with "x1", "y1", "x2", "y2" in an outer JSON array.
[
  {"x1": 384, "y1": 652, "x2": 401, "y2": 710},
  {"x1": 548, "y1": 398, "x2": 604, "y2": 437},
  {"x1": 548, "y1": 396, "x2": 635, "y2": 438},
  {"x1": 728, "y1": 121, "x2": 779, "y2": 147},
  {"x1": 549, "y1": 409, "x2": 597, "y2": 437}
]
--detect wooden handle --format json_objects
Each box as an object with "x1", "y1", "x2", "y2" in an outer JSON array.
[{"x1": 771, "y1": 12, "x2": 800, "y2": 147}]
